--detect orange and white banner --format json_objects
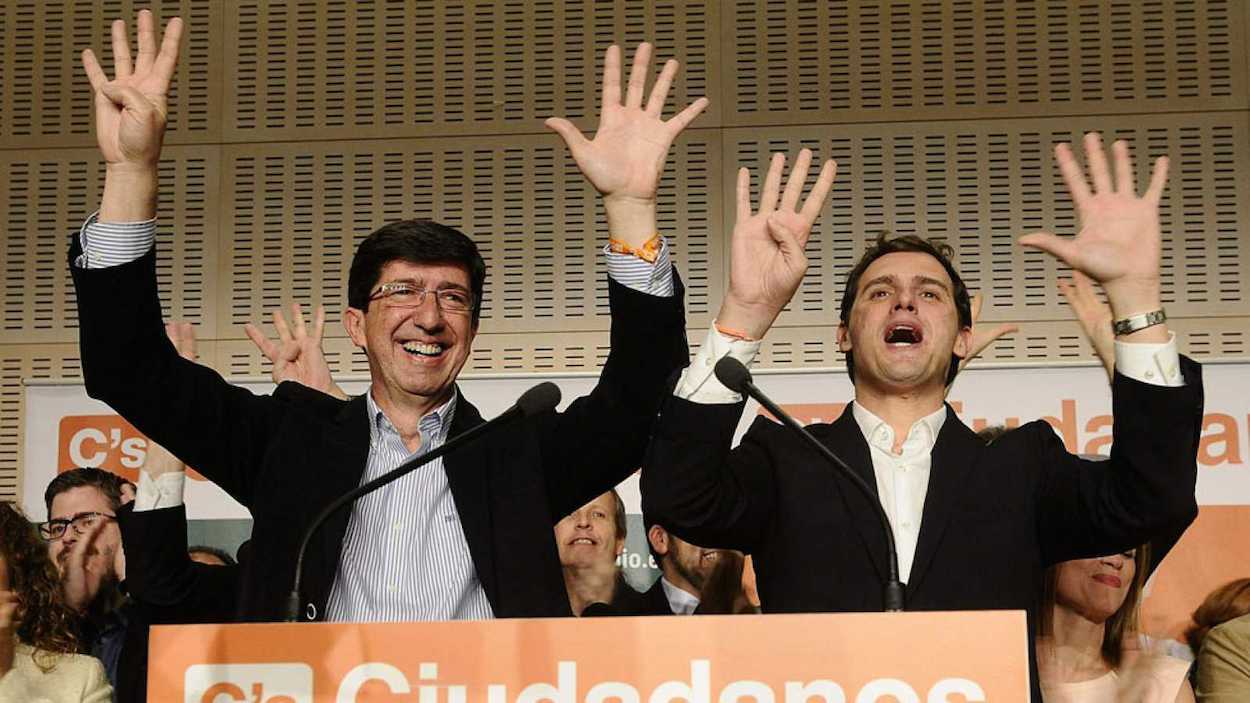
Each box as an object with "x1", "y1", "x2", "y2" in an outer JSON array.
[{"x1": 149, "y1": 611, "x2": 1030, "y2": 702}]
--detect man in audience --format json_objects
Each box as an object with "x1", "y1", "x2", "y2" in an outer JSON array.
[
  {"x1": 555, "y1": 490, "x2": 638, "y2": 615},
  {"x1": 72, "y1": 11, "x2": 697, "y2": 622},
  {"x1": 643, "y1": 135, "x2": 1201, "y2": 701},
  {"x1": 41, "y1": 468, "x2": 141, "y2": 701},
  {"x1": 639, "y1": 520, "x2": 747, "y2": 615}
]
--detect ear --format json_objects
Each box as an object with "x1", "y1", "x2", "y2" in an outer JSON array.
[
  {"x1": 647, "y1": 525, "x2": 668, "y2": 557},
  {"x1": 343, "y1": 307, "x2": 368, "y2": 350},
  {"x1": 614, "y1": 536, "x2": 626, "y2": 558},
  {"x1": 836, "y1": 322, "x2": 851, "y2": 353},
  {"x1": 952, "y1": 324, "x2": 973, "y2": 362}
]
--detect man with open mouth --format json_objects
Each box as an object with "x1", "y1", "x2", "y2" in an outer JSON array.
[{"x1": 642, "y1": 135, "x2": 1203, "y2": 702}]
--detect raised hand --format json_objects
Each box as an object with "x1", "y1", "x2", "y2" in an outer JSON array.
[
  {"x1": 717, "y1": 149, "x2": 837, "y2": 339},
  {"x1": 245, "y1": 303, "x2": 348, "y2": 400},
  {"x1": 82, "y1": 10, "x2": 184, "y2": 222},
  {"x1": 58, "y1": 519, "x2": 111, "y2": 613},
  {"x1": 545, "y1": 43, "x2": 709, "y2": 245},
  {"x1": 1019, "y1": 133, "x2": 1169, "y2": 337},
  {"x1": 1058, "y1": 271, "x2": 1115, "y2": 379},
  {"x1": 958, "y1": 293, "x2": 1019, "y2": 371}
]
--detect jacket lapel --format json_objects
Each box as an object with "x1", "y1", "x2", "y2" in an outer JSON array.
[
  {"x1": 441, "y1": 390, "x2": 499, "y2": 608},
  {"x1": 906, "y1": 405, "x2": 982, "y2": 596},
  {"x1": 813, "y1": 406, "x2": 889, "y2": 582}
]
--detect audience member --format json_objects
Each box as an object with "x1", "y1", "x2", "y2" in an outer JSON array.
[
  {"x1": 555, "y1": 490, "x2": 638, "y2": 616},
  {"x1": 1037, "y1": 545, "x2": 1194, "y2": 702},
  {"x1": 641, "y1": 521, "x2": 754, "y2": 615},
  {"x1": 0, "y1": 502, "x2": 111, "y2": 702},
  {"x1": 642, "y1": 135, "x2": 1200, "y2": 703},
  {"x1": 73, "y1": 10, "x2": 699, "y2": 622},
  {"x1": 1187, "y1": 579, "x2": 1250, "y2": 701}
]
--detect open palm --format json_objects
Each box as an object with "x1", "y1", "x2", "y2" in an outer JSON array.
[
  {"x1": 546, "y1": 43, "x2": 708, "y2": 204},
  {"x1": 82, "y1": 11, "x2": 183, "y2": 167},
  {"x1": 720, "y1": 149, "x2": 837, "y2": 338},
  {"x1": 1021, "y1": 134, "x2": 1168, "y2": 290}
]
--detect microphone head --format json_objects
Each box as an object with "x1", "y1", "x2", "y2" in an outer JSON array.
[
  {"x1": 713, "y1": 356, "x2": 752, "y2": 393},
  {"x1": 516, "y1": 381, "x2": 561, "y2": 417}
]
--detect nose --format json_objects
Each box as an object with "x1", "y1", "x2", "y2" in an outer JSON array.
[
  {"x1": 407, "y1": 293, "x2": 446, "y2": 330},
  {"x1": 893, "y1": 287, "x2": 916, "y2": 311},
  {"x1": 1100, "y1": 553, "x2": 1125, "y2": 570},
  {"x1": 573, "y1": 510, "x2": 592, "y2": 528}
]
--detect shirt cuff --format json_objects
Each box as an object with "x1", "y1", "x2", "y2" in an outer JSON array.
[
  {"x1": 133, "y1": 470, "x2": 187, "y2": 511},
  {"x1": 1113, "y1": 332, "x2": 1183, "y2": 387},
  {"x1": 674, "y1": 325, "x2": 763, "y2": 403},
  {"x1": 75, "y1": 210, "x2": 156, "y2": 269},
  {"x1": 603, "y1": 237, "x2": 674, "y2": 297}
]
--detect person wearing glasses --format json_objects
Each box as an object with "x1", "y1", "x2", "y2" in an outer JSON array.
[
  {"x1": 39, "y1": 467, "x2": 137, "y2": 701},
  {"x1": 70, "y1": 11, "x2": 697, "y2": 623}
]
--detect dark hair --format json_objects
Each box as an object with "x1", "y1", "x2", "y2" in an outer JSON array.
[
  {"x1": 0, "y1": 502, "x2": 80, "y2": 671},
  {"x1": 1186, "y1": 578, "x2": 1250, "y2": 655},
  {"x1": 1039, "y1": 543, "x2": 1153, "y2": 670},
  {"x1": 838, "y1": 233, "x2": 973, "y2": 386},
  {"x1": 347, "y1": 219, "x2": 487, "y2": 326},
  {"x1": 43, "y1": 467, "x2": 129, "y2": 515},
  {"x1": 188, "y1": 545, "x2": 237, "y2": 566}
]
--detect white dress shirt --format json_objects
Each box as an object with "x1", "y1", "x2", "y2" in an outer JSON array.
[{"x1": 660, "y1": 576, "x2": 701, "y2": 615}]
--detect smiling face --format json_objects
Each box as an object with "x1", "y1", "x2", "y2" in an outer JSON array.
[
  {"x1": 344, "y1": 259, "x2": 478, "y2": 412},
  {"x1": 838, "y1": 251, "x2": 972, "y2": 394},
  {"x1": 1055, "y1": 551, "x2": 1138, "y2": 625},
  {"x1": 649, "y1": 525, "x2": 721, "y2": 593},
  {"x1": 555, "y1": 492, "x2": 624, "y2": 570},
  {"x1": 46, "y1": 485, "x2": 122, "y2": 601}
]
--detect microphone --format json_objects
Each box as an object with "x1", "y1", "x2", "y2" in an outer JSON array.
[
  {"x1": 284, "y1": 381, "x2": 562, "y2": 622},
  {"x1": 713, "y1": 357, "x2": 905, "y2": 612}
]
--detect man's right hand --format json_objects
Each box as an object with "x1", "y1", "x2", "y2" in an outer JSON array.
[
  {"x1": 245, "y1": 303, "x2": 349, "y2": 400},
  {"x1": 82, "y1": 9, "x2": 183, "y2": 222},
  {"x1": 716, "y1": 149, "x2": 837, "y2": 340}
]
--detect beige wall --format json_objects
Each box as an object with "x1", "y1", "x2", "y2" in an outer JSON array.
[{"x1": 2, "y1": 0, "x2": 1248, "y2": 501}]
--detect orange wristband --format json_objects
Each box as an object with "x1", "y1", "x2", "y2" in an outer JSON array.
[
  {"x1": 607, "y1": 233, "x2": 662, "y2": 264},
  {"x1": 714, "y1": 321, "x2": 758, "y2": 342}
]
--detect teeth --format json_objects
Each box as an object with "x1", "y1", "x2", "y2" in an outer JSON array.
[
  {"x1": 572, "y1": 538, "x2": 594, "y2": 545},
  {"x1": 402, "y1": 341, "x2": 444, "y2": 356}
]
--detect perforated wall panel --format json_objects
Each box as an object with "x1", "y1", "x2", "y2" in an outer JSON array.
[
  {"x1": 0, "y1": 0, "x2": 222, "y2": 148},
  {"x1": 727, "y1": 113, "x2": 1250, "y2": 332},
  {"x1": 0, "y1": 346, "x2": 82, "y2": 502},
  {"x1": 725, "y1": 0, "x2": 1248, "y2": 125},
  {"x1": 225, "y1": 0, "x2": 720, "y2": 141},
  {"x1": 221, "y1": 133, "x2": 722, "y2": 340},
  {"x1": 0, "y1": 147, "x2": 221, "y2": 344}
]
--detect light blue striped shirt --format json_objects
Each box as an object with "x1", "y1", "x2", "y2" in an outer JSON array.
[{"x1": 78, "y1": 214, "x2": 675, "y2": 621}]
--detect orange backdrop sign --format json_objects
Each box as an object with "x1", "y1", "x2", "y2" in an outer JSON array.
[
  {"x1": 57, "y1": 414, "x2": 204, "y2": 482},
  {"x1": 149, "y1": 612, "x2": 1029, "y2": 703}
]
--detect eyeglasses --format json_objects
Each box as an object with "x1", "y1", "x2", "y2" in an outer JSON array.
[
  {"x1": 368, "y1": 282, "x2": 475, "y2": 314},
  {"x1": 37, "y1": 511, "x2": 116, "y2": 542}
]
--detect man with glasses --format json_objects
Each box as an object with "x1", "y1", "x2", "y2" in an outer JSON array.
[
  {"x1": 70, "y1": 11, "x2": 696, "y2": 623},
  {"x1": 41, "y1": 467, "x2": 137, "y2": 700}
]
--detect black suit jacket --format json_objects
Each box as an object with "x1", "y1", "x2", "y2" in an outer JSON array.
[
  {"x1": 611, "y1": 576, "x2": 675, "y2": 616},
  {"x1": 71, "y1": 246, "x2": 688, "y2": 622},
  {"x1": 642, "y1": 363, "x2": 1202, "y2": 699}
]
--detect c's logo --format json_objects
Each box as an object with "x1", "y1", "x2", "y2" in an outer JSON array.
[{"x1": 185, "y1": 664, "x2": 311, "y2": 703}]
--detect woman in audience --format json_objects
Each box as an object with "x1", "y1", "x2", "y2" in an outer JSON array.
[
  {"x1": 1186, "y1": 578, "x2": 1250, "y2": 701},
  {"x1": 0, "y1": 501, "x2": 112, "y2": 701},
  {"x1": 1037, "y1": 544, "x2": 1195, "y2": 702}
]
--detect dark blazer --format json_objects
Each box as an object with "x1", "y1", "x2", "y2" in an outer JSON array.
[
  {"x1": 71, "y1": 246, "x2": 688, "y2": 622},
  {"x1": 611, "y1": 576, "x2": 675, "y2": 616},
  {"x1": 642, "y1": 363, "x2": 1203, "y2": 699}
]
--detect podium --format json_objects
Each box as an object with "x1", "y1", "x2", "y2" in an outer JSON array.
[{"x1": 150, "y1": 610, "x2": 1029, "y2": 702}]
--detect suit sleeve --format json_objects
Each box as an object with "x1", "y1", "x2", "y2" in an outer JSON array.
[
  {"x1": 1197, "y1": 617, "x2": 1250, "y2": 702},
  {"x1": 640, "y1": 396, "x2": 780, "y2": 553},
  {"x1": 116, "y1": 503, "x2": 238, "y2": 623},
  {"x1": 69, "y1": 241, "x2": 285, "y2": 508},
  {"x1": 1035, "y1": 356, "x2": 1203, "y2": 565},
  {"x1": 538, "y1": 275, "x2": 689, "y2": 521}
]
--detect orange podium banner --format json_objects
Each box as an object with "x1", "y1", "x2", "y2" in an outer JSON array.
[{"x1": 149, "y1": 611, "x2": 1029, "y2": 702}]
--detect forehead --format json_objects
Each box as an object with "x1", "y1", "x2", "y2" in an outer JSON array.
[
  {"x1": 376, "y1": 259, "x2": 471, "y2": 288},
  {"x1": 857, "y1": 251, "x2": 954, "y2": 291},
  {"x1": 582, "y1": 492, "x2": 618, "y2": 514},
  {"x1": 49, "y1": 485, "x2": 112, "y2": 518}
]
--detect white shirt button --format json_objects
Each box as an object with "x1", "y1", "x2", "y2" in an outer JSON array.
[
  {"x1": 392, "y1": 521, "x2": 403, "y2": 532},
  {"x1": 386, "y1": 584, "x2": 397, "y2": 593},
  {"x1": 1145, "y1": 370, "x2": 1155, "y2": 379}
]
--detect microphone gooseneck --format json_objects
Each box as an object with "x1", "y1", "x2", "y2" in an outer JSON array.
[
  {"x1": 284, "y1": 382, "x2": 562, "y2": 622},
  {"x1": 713, "y1": 356, "x2": 906, "y2": 612}
]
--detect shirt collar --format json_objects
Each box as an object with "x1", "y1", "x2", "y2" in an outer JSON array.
[
  {"x1": 660, "y1": 576, "x2": 701, "y2": 615},
  {"x1": 366, "y1": 386, "x2": 458, "y2": 447},
  {"x1": 851, "y1": 401, "x2": 947, "y2": 456}
]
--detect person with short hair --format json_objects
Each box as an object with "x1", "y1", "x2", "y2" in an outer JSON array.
[
  {"x1": 643, "y1": 136, "x2": 1202, "y2": 702},
  {"x1": 72, "y1": 11, "x2": 700, "y2": 623},
  {"x1": 554, "y1": 490, "x2": 635, "y2": 616},
  {"x1": 0, "y1": 501, "x2": 111, "y2": 702}
]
